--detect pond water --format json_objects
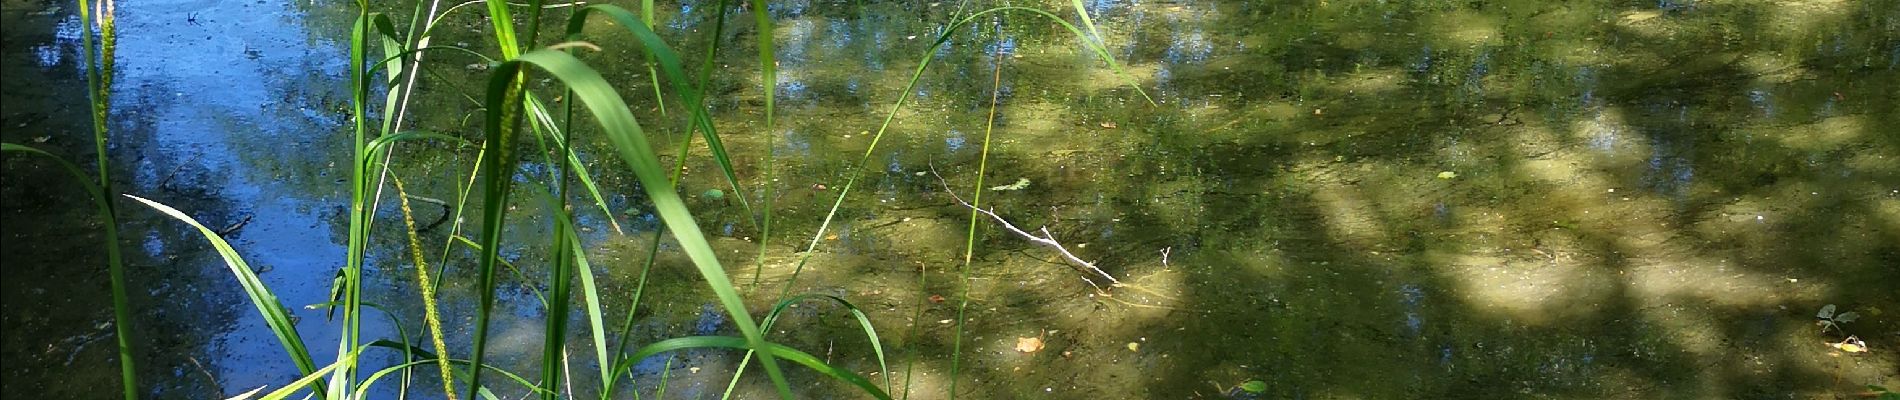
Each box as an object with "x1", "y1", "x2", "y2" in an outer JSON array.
[{"x1": 3, "y1": 0, "x2": 1897, "y2": 399}]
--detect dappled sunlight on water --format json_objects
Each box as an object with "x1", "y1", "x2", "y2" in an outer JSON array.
[{"x1": 3, "y1": 0, "x2": 1897, "y2": 398}]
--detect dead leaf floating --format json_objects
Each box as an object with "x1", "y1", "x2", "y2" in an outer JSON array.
[
  {"x1": 1099, "y1": 121, "x2": 1118, "y2": 129},
  {"x1": 1015, "y1": 337, "x2": 1045, "y2": 353}
]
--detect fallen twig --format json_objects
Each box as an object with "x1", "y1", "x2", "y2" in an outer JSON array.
[
  {"x1": 930, "y1": 166, "x2": 1122, "y2": 291},
  {"x1": 187, "y1": 355, "x2": 223, "y2": 396},
  {"x1": 216, "y1": 214, "x2": 253, "y2": 236}
]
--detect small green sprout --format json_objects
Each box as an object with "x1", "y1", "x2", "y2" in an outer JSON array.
[{"x1": 1816, "y1": 304, "x2": 1860, "y2": 334}]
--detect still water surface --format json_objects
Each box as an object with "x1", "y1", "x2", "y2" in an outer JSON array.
[{"x1": 2, "y1": 0, "x2": 1896, "y2": 398}]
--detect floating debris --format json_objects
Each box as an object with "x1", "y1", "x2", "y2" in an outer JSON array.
[
  {"x1": 989, "y1": 177, "x2": 1031, "y2": 191},
  {"x1": 1016, "y1": 337, "x2": 1045, "y2": 353}
]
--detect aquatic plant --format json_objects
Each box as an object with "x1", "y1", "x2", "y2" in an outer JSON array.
[
  {"x1": 11, "y1": 0, "x2": 1149, "y2": 398},
  {"x1": 1816, "y1": 304, "x2": 1860, "y2": 334},
  {"x1": 0, "y1": 0, "x2": 136, "y2": 398}
]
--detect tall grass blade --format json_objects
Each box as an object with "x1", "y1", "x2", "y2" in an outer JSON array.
[
  {"x1": 465, "y1": 0, "x2": 532, "y2": 393},
  {"x1": 1, "y1": 144, "x2": 136, "y2": 400},
  {"x1": 69, "y1": 0, "x2": 133, "y2": 395},
  {"x1": 568, "y1": 220, "x2": 613, "y2": 394},
  {"x1": 122, "y1": 194, "x2": 324, "y2": 396},
  {"x1": 624, "y1": 336, "x2": 891, "y2": 400},
  {"x1": 719, "y1": 294, "x2": 892, "y2": 399},
  {"x1": 231, "y1": 347, "x2": 363, "y2": 400},
  {"x1": 356, "y1": 354, "x2": 546, "y2": 399},
  {"x1": 525, "y1": 94, "x2": 625, "y2": 234},
  {"x1": 540, "y1": 193, "x2": 576, "y2": 400},
  {"x1": 950, "y1": 25, "x2": 1007, "y2": 398},
  {"x1": 564, "y1": 4, "x2": 757, "y2": 223},
  {"x1": 1065, "y1": 0, "x2": 1153, "y2": 105},
  {"x1": 337, "y1": 4, "x2": 391, "y2": 396},
  {"x1": 638, "y1": 0, "x2": 665, "y2": 116},
  {"x1": 479, "y1": 47, "x2": 797, "y2": 397},
  {"x1": 747, "y1": 0, "x2": 780, "y2": 288}
]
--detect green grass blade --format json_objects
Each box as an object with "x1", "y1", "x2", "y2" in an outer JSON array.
[
  {"x1": 624, "y1": 336, "x2": 891, "y2": 400},
  {"x1": 70, "y1": 0, "x2": 128, "y2": 395},
  {"x1": 480, "y1": 0, "x2": 523, "y2": 59},
  {"x1": 338, "y1": 4, "x2": 382, "y2": 396},
  {"x1": 483, "y1": 47, "x2": 795, "y2": 398},
  {"x1": 122, "y1": 194, "x2": 324, "y2": 394},
  {"x1": 562, "y1": 214, "x2": 613, "y2": 392},
  {"x1": 540, "y1": 192, "x2": 576, "y2": 400},
  {"x1": 747, "y1": 0, "x2": 779, "y2": 288},
  {"x1": 364, "y1": 131, "x2": 473, "y2": 160},
  {"x1": 524, "y1": 94, "x2": 625, "y2": 234},
  {"x1": 465, "y1": 6, "x2": 531, "y2": 393},
  {"x1": 431, "y1": 145, "x2": 485, "y2": 294},
  {"x1": 1065, "y1": 1, "x2": 1154, "y2": 105},
  {"x1": 237, "y1": 347, "x2": 363, "y2": 400},
  {"x1": 301, "y1": 301, "x2": 415, "y2": 399},
  {"x1": 355, "y1": 356, "x2": 546, "y2": 400},
  {"x1": 368, "y1": 12, "x2": 406, "y2": 136},
  {"x1": 450, "y1": 236, "x2": 547, "y2": 305},
  {"x1": 638, "y1": 0, "x2": 665, "y2": 116},
  {"x1": 654, "y1": 356, "x2": 674, "y2": 399},
  {"x1": 564, "y1": 4, "x2": 757, "y2": 226},
  {"x1": 950, "y1": 29, "x2": 1007, "y2": 398},
  {"x1": 720, "y1": 294, "x2": 893, "y2": 399},
  {"x1": 1, "y1": 144, "x2": 136, "y2": 400}
]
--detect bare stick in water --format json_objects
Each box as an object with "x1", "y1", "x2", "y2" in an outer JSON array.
[{"x1": 930, "y1": 165, "x2": 1122, "y2": 291}]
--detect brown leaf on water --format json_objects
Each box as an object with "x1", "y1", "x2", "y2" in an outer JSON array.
[
  {"x1": 1015, "y1": 337, "x2": 1044, "y2": 353},
  {"x1": 1099, "y1": 121, "x2": 1118, "y2": 129}
]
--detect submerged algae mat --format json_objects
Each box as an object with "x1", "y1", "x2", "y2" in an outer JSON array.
[{"x1": 5, "y1": 0, "x2": 1899, "y2": 398}]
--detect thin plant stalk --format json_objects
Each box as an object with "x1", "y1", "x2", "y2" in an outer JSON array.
[
  {"x1": 0, "y1": 144, "x2": 135, "y2": 399},
  {"x1": 69, "y1": 0, "x2": 135, "y2": 396},
  {"x1": 949, "y1": 20, "x2": 1007, "y2": 399},
  {"x1": 747, "y1": 0, "x2": 778, "y2": 287}
]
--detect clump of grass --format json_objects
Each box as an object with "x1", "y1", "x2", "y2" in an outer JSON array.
[{"x1": 23, "y1": 1, "x2": 1150, "y2": 399}]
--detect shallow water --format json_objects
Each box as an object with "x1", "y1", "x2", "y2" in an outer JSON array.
[{"x1": 3, "y1": 0, "x2": 1897, "y2": 398}]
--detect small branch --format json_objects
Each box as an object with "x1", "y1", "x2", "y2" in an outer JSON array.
[
  {"x1": 187, "y1": 356, "x2": 223, "y2": 396},
  {"x1": 216, "y1": 214, "x2": 253, "y2": 236},
  {"x1": 931, "y1": 166, "x2": 1122, "y2": 290}
]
